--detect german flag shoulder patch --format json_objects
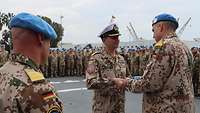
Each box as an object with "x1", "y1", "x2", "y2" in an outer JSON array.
[{"x1": 42, "y1": 91, "x2": 57, "y2": 100}]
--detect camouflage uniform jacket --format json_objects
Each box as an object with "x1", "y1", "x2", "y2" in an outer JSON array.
[
  {"x1": 127, "y1": 34, "x2": 195, "y2": 113},
  {"x1": 0, "y1": 51, "x2": 8, "y2": 67},
  {"x1": 86, "y1": 49, "x2": 130, "y2": 113},
  {"x1": 0, "y1": 53, "x2": 63, "y2": 113},
  {"x1": 193, "y1": 52, "x2": 200, "y2": 73}
]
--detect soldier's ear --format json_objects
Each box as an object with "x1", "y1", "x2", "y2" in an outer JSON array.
[
  {"x1": 37, "y1": 33, "x2": 48, "y2": 46},
  {"x1": 101, "y1": 37, "x2": 106, "y2": 42},
  {"x1": 159, "y1": 23, "x2": 164, "y2": 33}
]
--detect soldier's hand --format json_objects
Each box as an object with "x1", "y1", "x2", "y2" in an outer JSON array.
[{"x1": 111, "y1": 78, "x2": 128, "y2": 90}]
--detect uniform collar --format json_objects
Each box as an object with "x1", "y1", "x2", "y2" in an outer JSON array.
[
  {"x1": 102, "y1": 48, "x2": 120, "y2": 59},
  {"x1": 154, "y1": 32, "x2": 177, "y2": 49},
  {"x1": 10, "y1": 53, "x2": 39, "y2": 70},
  {"x1": 165, "y1": 32, "x2": 177, "y2": 39}
]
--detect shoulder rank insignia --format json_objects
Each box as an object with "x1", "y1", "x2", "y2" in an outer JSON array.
[
  {"x1": 90, "y1": 52, "x2": 101, "y2": 56},
  {"x1": 24, "y1": 69, "x2": 45, "y2": 82},
  {"x1": 155, "y1": 39, "x2": 165, "y2": 49}
]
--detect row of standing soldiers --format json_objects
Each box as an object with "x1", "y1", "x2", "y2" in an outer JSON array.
[
  {"x1": 40, "y1": 48, "x2": 93, "y2": 78},
  {"x1": 0, "y1": 46, "x2": 199, "y2": 96},
  {"x1": 39, "y1": 47, "x2": 153, "y2": 78}
]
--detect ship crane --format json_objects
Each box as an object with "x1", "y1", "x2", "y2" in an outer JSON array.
[
  {"x1": 127, "y1": 26, "x2": 135, "y2": 41},
  {"x1": 177, "y1": 17, "x2": 191, "y2": 37},
  {"x1": 127, "y1": 22, "x2": 144, "y2": 41}
]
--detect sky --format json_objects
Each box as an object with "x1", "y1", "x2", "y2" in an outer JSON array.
[{"x1": 0, "y1": 0, "x2": 199, "y2": 44}]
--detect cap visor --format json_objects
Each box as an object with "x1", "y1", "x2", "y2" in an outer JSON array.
[{"x1": 108, "y1": 33, "x2": 121, "y2": 37}]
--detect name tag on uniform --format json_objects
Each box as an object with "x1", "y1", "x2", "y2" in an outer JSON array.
[{"x1": 24, "y1": 69, "x2": 45, "y2": 82}]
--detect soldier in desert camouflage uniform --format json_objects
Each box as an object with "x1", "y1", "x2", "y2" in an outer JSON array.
[
  {"x1": 64, "y1": 51, "x2": 69, "y2": 76},
  {"x1": 0, "y1": 12, "x2": 63, "y2": 113},
  {"x1": 112, "y1": 13, "x2": 195, "y2": 113},
  {"x1": 73, "y1": 50, "x2": 78, "y2": 76},
  {"x1": 0, "y1": 45, "x2": 8, "y2": 67},
  {"x1": 130, "y1": 49, "x2": 139, "y2": 76},
  {"x1": 67, "y1": 48, "x2": 75, "y2": 76},
  {"x1": 48, "y1": 50, "x2": 53, "y2": 78},
  {"x1": 83, "y1": 49, "x2": 91, "y2": 75},
  {"x1": 76, "y1": 51, "x2": 83, "y2": 76},
  {"x1": 191, "y1": 47, "x2": 200, "y2": 96},
  {"x1": 59, "y1": 51, "x2": 65, "y2": 77},
  {"x1": 51, "y1": 50, "x2": 58, "y2": 77},
  {"x1": 86, "y1": 23, "x2": 130, "y2": 113}
]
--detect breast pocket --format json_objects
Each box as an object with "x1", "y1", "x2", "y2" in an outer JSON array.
[{"x1": 116, "y1": 62, "x2": 127, "y2": 78}]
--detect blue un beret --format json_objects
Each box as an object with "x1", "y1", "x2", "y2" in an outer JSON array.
[
  {"x1": 9, "y1": 12, "x2": 57, "y2": 40},
  {"x1": 99, "y1": 24, "x2": 121, "y2": 38},
  {"x1": 152, "y1": 13, "x2": 179, "y2": 29}
]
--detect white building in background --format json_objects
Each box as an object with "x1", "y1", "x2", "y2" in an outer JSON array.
[
  {"x1": 59, "y1": 43, "x2": 74, "y2": 49},
  {"x1": 193, "y1": 38, "x2": 200, "y2": 42},
  {"x1": 183, "y1": 40, "x2": 200, "y2": 48},
  {"x1": 60, "y1": 40, "x2": 200, "y2": 50}
]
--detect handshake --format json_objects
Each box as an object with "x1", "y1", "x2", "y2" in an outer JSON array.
[{"x1": 109, "y1": 78, "x2": 129, "y2": 90}]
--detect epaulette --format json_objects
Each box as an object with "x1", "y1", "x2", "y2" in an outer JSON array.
[
  {"x1": 24, "y1": 69, "x2": 45, "y2": 82},
  {"x1": 154, "y1": 39, "x2": 165, "y2": 49},
  {"x1": 90, "y1": 52, "x2": 101, "y2": 57}
]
